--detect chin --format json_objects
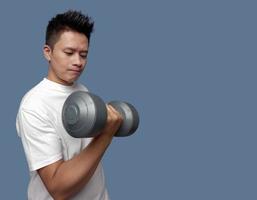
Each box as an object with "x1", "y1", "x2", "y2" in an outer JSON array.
[
  {"x1": 63, "y1": 73, "x2": 81, "y2": 84},
  {"x1": 66, "y1": 77, "x2": 78, "y2": 85}
]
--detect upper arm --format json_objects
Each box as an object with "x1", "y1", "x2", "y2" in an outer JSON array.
[{"x1": 37, "y1": 159, "x2": 64, "y2": 197}]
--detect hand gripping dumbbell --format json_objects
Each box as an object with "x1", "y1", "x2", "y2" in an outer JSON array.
[{"x1": 62, "y1": 91, "x2": 140, "y2": 138}]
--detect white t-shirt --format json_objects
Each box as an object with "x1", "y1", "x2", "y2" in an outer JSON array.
[{"x1": 16, "y1": 78, "x2": 109, "y2": 200}]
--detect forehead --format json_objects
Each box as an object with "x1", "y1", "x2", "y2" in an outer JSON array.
[{"x1": 55, "y1": 30, "x2": 89, "y2": 50}]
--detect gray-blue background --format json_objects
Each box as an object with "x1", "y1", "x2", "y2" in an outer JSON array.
[{"x1": 1, "y1": 0, "x2": 256, "y2": 199}]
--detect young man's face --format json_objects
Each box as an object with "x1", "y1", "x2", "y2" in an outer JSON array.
[{"x1": 44, "y1": 30, "x2": 89, "y2": 85}]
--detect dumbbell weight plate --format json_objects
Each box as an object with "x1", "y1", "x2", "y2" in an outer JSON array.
[
  {"x1": 62, "y1": 91, "x2": 107, "y2": 138},
  {"x1": 108, "y1": 101, "x2": 139, "y2": 137}
]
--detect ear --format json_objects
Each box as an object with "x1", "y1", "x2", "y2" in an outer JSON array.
[{"x1": 43, "y1": 44, "x2": 52, "y2": 62}]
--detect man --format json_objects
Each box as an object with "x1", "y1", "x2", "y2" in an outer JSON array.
[{"x1": 16, "y1": 10, "x2": 122, "y2": 200}]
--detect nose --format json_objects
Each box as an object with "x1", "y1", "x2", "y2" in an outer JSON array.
[{"x1": 72, "y1": 54, "x2": 84, "y2": 68}]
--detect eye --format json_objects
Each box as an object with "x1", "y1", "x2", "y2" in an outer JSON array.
[
  {"x1": 80, "y1": 54, "x2": 87, "y2": 59},
  {"x1": 64, "y1": 52, "x2": 73, "y2": 56}
]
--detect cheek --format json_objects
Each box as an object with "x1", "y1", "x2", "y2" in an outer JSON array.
[{"x1": 53, "y1": 56, "x2": 69, "y2": 69}]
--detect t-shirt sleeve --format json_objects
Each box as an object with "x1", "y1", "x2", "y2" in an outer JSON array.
[{"x1": 16, "y1": 108, "x2": 63, "y2": 171}]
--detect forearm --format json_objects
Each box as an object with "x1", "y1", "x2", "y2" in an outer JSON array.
[{"x1": 50, "y1": 134, "x2": 113, "y2": 199}]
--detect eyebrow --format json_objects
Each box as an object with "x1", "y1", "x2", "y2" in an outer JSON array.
[{"x1": 64, "y1": 47, "x2": 88, "y2": 53}]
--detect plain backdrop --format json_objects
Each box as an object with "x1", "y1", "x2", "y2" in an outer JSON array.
[{"x1": 1, "y1": 0, "x2": 256, "y2": 199}]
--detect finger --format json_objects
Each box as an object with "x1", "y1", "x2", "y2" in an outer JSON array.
[
  {"x1": 106, "y1": 105, "x2": 118, "y2": 121},
  {"x1": 108, "y1": 105, "x2": 121, "y2": 116}
]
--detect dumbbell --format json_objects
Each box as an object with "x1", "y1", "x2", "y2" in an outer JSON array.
[{"x1": 62, "y1": 91, "x2": 139, "y2": 138}]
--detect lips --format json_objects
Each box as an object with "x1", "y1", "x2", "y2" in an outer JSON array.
[{"x1": 68, "y1": 69, "x2": 82, "y2": 73}]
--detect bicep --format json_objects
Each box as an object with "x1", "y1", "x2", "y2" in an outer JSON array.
[{"x1": 37, "y1": 159, "x2": 64, "y2": 194}]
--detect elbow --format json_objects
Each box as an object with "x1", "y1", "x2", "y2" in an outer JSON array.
[
  {"x1": 49, "y1": 190, "x2": 69, "y2": 200},
  {"x1": 47, "y1": 184, "x2": 70, "y2": 200},
  {"x1": 48, "y1": 189, "x2": 63, "y2": 200}
]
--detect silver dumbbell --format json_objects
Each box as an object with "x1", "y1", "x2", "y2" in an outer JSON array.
[{"x1": 62, "y1": 91, "x2": 139, "y2": 138}]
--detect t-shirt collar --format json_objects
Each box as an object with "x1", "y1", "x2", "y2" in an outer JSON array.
[{"x1": 42, "y1": 78, "x2": 77, "y2": 93}]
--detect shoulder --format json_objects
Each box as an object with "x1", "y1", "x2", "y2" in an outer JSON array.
[{"x1": 18, "y1": 81, "x2": 49, "y2": 114}]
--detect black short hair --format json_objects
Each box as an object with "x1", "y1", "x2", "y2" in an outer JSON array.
[{"x1": 45, "y1": 10, "x2": 94, "y2": 48}]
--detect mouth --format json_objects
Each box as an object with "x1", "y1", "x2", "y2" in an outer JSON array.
[{"x1": 68, "y1": 69, "x2": 82, "y2": 74}]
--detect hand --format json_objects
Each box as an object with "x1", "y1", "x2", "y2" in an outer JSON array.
[{"x1": 100, "y1": 105, "x2": 123, "y2": 138}]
